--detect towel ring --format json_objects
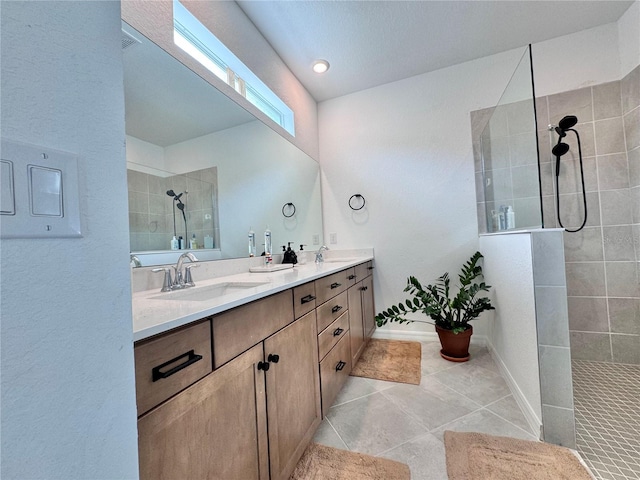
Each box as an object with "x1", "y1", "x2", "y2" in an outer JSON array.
[
  {"x1": 282, "y1": 202, "x2": 296, "y2": 218},
  {"x1": 348, "y1": 194, "x2": 366, "y2": 211}
]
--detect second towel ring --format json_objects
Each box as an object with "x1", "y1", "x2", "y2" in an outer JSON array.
[
  {"x1": 282, "y1": 202, "x2": 296, "y2": 218},
  {"x1": 349, "y1": 194, "x2": 366, "y2": 211}
]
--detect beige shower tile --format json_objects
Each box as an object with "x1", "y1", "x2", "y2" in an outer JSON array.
[
  {"x1": 127, "y1": 169, "x2": 148, "y2": 193},
  {"x1": 565, "y1": 262, "x2": 606, "y2": 297},
  {"x1": 535, "y1": 286, "x2": 570, "y2": 347},
  {"x1": 541, "y1": 405, "x2": 576, "y2": 449},
  {"x1": 548, "y1": 87, "x2": 593, "y2": 125},
  {"x1": 625, "y1": 107, "x2": 640, "y2": 151},
  {"x1": 482, "y1": 135, "x2": 510, "y2": 170},
  {"x1": 557, "y1": 156, "x2": 598, "y2": 193},
  {"x1": 539, "y1": 346, "x2": 574, "y2": 409},
  {"x1": 536, "y1": 97, "x2": 550, "y2": 130},
  {"x1": 603, "y1": 225, "x2": 636, "y2": 261},
  {"x1": 629, "y1": 147, "x2": 640, "y2": 188},
  {"x1": 609, "y1": 298, "x2": 640, "y2": 335},
  {"x1": 512, "y1": 197, "x2": 543, "y2": 229},
  {"x1": 611, "y1": 334, "x2": 640, "y2": 365},
  {"x1": 600, "y1": 190, "x2": 633, "y2": 225},
  {"x1": 512, "y1": 164, "x2": 541, "y2": 198},
  {"x1": 592, "y1": 81, "x2": 622, "y2": 120},
  {"x1": 605, "y1": 262, "x2": 639, "y2": 298},
  {"x1": 563, "y1": 227, "x2": 603, "y2": 262},
  {"x1": 597, "y1": 153, "x2": 630, "y2": 190},
  {"x1": 621, "y1": 65, "x2": 640, "y2": 114},
  {"x1": 567, "y1": 296, "x2": 609, "y2": 332},
  {"x1": 507, "y1": 99, "x2": 536, "y2": 136},
  {"x1": 595, "y1": 117, "x2": 626, "y2": 155},
  {"x1": 557, "y1": 121, "x2": 595, "y2": 157},
  {"x1": 557, "y1": 192, "x2": 600, "y2": 229},
  {"x1": 569, "y1": 331, "x2": 612, "y2": 362},
  {"x1": 510, "y1": 132, "x2": 539, "y2": 167}
]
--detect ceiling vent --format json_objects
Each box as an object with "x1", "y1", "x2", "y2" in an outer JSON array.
[{"x1": 122, "y1": 30, "x2": 141, "y2": 51}]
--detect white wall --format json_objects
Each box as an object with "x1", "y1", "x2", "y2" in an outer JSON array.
[
  {"x1": 0, "y1": 2, "x2": 139, "y2": 479},
  {"x1": 479, "y1": 233, "x2": 542, "y2": 430},
  {"x1": 319, "y1": 48, "x2": 528, "y2": 337},
  {"x1": 618, "y1": 0, "x2": 640, "y2": 77},
  {"x1": 126, "y1": 135, "x2": 167, "y2": 173}
]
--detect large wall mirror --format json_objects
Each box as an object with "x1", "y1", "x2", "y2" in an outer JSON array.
[{"x1": 123, "y1": 22, "x2": 323, "y2": 265}]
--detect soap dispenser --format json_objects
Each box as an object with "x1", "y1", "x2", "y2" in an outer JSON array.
[
  {"x1": 282, "y1": 242, "x2": 298, "y2": 265},
  {"x1": 297, "y1": 244, "x2": 307, "y2": 265}
]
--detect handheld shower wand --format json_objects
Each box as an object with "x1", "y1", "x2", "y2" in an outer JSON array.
[
  {"x1": 550, "y1": 115, "x2": 587, "y2": 233},
  {"x1": 166, "y1": 190, "x2": 178, "y2": 238}
]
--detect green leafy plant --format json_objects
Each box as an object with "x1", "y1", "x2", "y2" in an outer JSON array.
[{"x1": 375, "y1": 251, "x2": 494, "y2": 334}]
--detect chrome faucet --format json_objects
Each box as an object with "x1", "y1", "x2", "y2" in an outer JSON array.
[
  {"x1": 315, "y1": 245, "x2": 329, "y2": 264},
  {"x1": 130, "y1": 254, "x2": 142, "y2": 268},
  {"x1": 173, "y1": 252, "x2": 198, "y2": 289}
]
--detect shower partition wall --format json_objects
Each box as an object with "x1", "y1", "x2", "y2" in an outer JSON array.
[{"x1": 473, "y1": 46, "x2": 542, "y2": 233}]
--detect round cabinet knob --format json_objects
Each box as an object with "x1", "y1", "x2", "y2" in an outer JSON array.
[
  {"x1": 257, "y1": 361, "x2": 270, "y2": 371},
  {"x1": 267, "y1": 354, "x2": 280, "y2": 363}
]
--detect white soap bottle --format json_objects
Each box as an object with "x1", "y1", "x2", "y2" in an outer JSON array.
[
  {"x1": 506, "y1": 206, "x2": 515, "y2": 230},
  {"x1": 171, "y1": 236, "x2": 179, "y2": 250},
  {"x1": 264, "y1": 226, "x2": 272, "y2": 265},
  {"x1": 248, "y1": 227, "x2": 256, "y2": 257}
]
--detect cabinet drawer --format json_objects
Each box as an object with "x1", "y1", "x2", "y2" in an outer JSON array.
[
  {"x1": 316, "y1": 291, "x2": 348, "y2": 333},
  {"x1": 293, "y1": 281, "x2": 316, "y2": 319},
  {"x1": 317, "y1": 311, "x2": 350, "y2": 361},
  {"x1": 314, "y1": 270, "x2": 350, "y2": 304},
  {"x1": 212, "y1": 290, "x2": 294, "y2": 368},
  {"x1": 135, "y1": 319, "x2": 212, "y2": 416},
  {"x1": 355, "y1": 261, "x2": 373, "y2": 281},
  {"x1": 319, "y1": 332, "x2": 352, "y2": 417}
]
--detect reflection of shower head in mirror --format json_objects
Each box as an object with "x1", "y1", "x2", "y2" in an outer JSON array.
[{"x1": 166, "y1": 189, "x2": 175, "y2": 197}]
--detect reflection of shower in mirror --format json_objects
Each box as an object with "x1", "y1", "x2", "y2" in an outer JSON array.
[{"x1": 166, "y1": 189, "x2": 188, "y2": 244}]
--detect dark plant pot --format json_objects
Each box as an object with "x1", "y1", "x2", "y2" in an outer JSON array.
[{"x1": 436, "y1": 325, "x2": 473, "y2": 362}]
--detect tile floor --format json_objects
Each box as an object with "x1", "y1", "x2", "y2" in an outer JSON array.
[
  {"x1": 573, "y1": 360, "x2": 640, "y2": 480},
  {"x1": 312, "y1": 341, "x2": 539, "y2": 479}
]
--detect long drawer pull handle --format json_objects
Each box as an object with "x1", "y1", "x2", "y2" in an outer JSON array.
[
  {"x1": 335, "y1": 361, "x2": 346, "y2": 371},
  {"x1": 348, "y1": 274, "x2": 356, "y2": 280},
  {"x1": 331, "y1": 305, "x2": 343, "y2": 314},
  {"x1": 152, "y1": 350, "x2": 203, "y2": 382},
  {"x1": 333, "y1": 327, "x2": 344, "y2": 337},
  {"x1": 301, "y1": 294, "x2": 316, "y2": 304},
  {"x1": 367, "y1": 266, "x2": 374, "y2": 270},
  {"x1": 330, "y1": 282, "x2": 342, "y2": 289},
  {"x1": 257, "y1": 361, "x2": 270, "y2": 371}
]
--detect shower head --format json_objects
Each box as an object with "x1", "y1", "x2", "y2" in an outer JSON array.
[
  {"x1": 552, "y1": 142, "x2": 570, "y2": 157},
  {"x1": 558, "y1": 115, "x2": 578, "y2": 131},
  {"x1": 176, "y1": 201, "x2": 184, "y2": 211},
  {"x1": 166, "y1": 189, "x2": 175, "y2": 197}
]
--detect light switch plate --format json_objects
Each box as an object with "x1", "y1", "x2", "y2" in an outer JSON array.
[{"x1": 1, "y1": 138, "x2": 82, "y2": 238}]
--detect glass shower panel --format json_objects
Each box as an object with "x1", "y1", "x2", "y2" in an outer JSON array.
[{"x1": 480, "y1": 46, "x2": 541, "y2": 233}]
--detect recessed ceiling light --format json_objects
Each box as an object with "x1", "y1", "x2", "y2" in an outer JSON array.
[{"x1": 312, "y1": 60, "x2": 330, "y2": 74}]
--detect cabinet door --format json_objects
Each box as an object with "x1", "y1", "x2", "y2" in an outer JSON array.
[
  {"x1": 362, "y1": 275, "x2": 376, "y2": 339},
  {"x1": 348, "y1": 282, "x2": 365, "y2": 365},
  {"x1": 264, "y1": 311, "x2": 322, "y2": 480},
  {"x1": 138, "y1": 344, "x2": 269, "y2": 480}
]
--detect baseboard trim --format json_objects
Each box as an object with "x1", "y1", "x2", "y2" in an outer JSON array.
[
  {"x1": 487, "y1": 341, "x2": 542, "y2": 438},
  {"x1": 372, "y1": 329, "x2": 487, "y2": 346}
]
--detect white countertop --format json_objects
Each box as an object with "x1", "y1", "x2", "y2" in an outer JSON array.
[{"x1": 132, "y1": 255, "x2": 373, "y2": 342}]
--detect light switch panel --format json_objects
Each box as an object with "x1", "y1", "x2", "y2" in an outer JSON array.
[
  {"x1": 1, "y1": 160, "x2": 16, "y2": 215},
  {"x1": 1, "y1": 138, "x2": 81, "y2": 238},
  {"x1": 29, "y1": 166, "x2": 63, "y2": 217}
]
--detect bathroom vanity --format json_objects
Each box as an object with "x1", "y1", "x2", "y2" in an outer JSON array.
[{"x1": 132, "y1": 255, "x2": 375, "y2": 480}]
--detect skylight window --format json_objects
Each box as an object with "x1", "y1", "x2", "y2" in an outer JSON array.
[{"x1": 173, "y1": 0, "x2": 295, "y2": 136}]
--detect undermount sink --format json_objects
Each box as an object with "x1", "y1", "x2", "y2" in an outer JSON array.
[
  {"x1": 322, "y1": 258, "x2": 358, "y2": 263},
  {"x1": 150, "y1": 281, "x2": 269, "y2": 302}
]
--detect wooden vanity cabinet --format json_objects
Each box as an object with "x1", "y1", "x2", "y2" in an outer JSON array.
[
  {"x1": 137, "y1": 344, "x2": 269, "y2": 480},
  {"x1": 264, "y1": 310, "x2": 321, "y2": 480},
  {"x1": 348, "y1": 261, "x2": 376, "y2": 365}
]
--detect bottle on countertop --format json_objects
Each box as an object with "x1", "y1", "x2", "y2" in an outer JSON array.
[
  {"x1": 297, "y1": 244, "x2": 307, "y2": 265},
  {"x1": 204, "y1": 235, "x2": 214, "y2": 249},
  {"x1": 171, "y1": 235, "x2": 179, "y2": 250},
  {"x1": 248, "y1": 227, "x2": 256, "y2": 257},
  {"x1": 498, "y1": 206, "x2": 507, "y2": 231},
  {"x1": 506, "y1": 206, "x2": 515, "y2": 230},
  {"x1": 178, "y1": 236, "x2": 184, "y2": 249},
  {"x1": 189, "y1": 233, "x2": 198, "y2": 249},
  {"x1": 264, "y1": 226, "x2": 272, "y2": 266}
]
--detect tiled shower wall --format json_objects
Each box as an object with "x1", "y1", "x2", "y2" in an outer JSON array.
[
  {"x1": 127, "y1": 167, "x2": 218, "y2": 252},
  {"x1": 536, "y1": 65, "x2": 640, "y2": 365}
]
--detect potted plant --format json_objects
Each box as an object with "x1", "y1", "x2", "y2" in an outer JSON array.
[{"x1": 375, "y1": 251, "x2": 494, "y2": 362}]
